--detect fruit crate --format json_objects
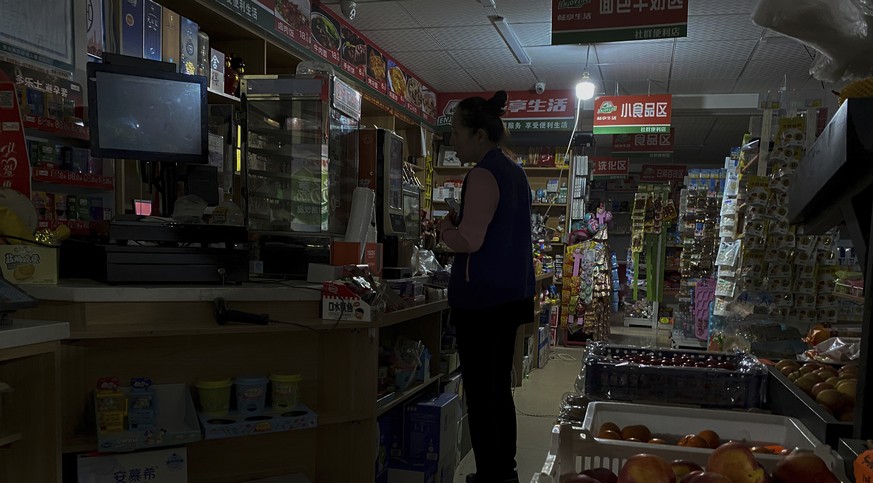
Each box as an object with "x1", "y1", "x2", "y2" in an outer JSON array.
[
  {"x1": 578, "y1": 344, "x2": 768, "y2": 408},
  {"x1": 580, "y1": 401, "x2": 829, "y2": 472},
  {"x1": 530, "y1": 423, "x2": 850, "y2": 483},
  {"x1": 766, "y1": 365, "x2": 854, "y2": 448}
]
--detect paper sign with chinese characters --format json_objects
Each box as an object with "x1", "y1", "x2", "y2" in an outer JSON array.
[
  {"x1": 436, "y1": 90, "x2": 575, "y2": 130},
  {"x1": 612, "y1": 129, "x2": 674, "y2": 157},
  {"x1": 552, "y1": 0, "x2": 689, "y2": 44},
  {"x1": 593, "y1": 94, "x2": 672, "y2": 134},
  {"x1": 639, "y1": 164, "x2": 687, "y2": 183},
  {"x1": 0, "y1": 82, "x2": 30, "y2": 197},
  {"x1": 590, "y1": 156, "x2": 629, "y2": 179}
]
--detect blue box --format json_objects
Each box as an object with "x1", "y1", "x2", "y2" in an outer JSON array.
[
  {"x1": 143, "y1": 0, "x2": 162, "y2": 60},
  {"x1": 179, "y1": 16, "x2": 199, "y2": 75},
  {"x1": 405, "y1": 393, "x2": 460, "y2": 483},
  {"x1": 120, "y1": 0, "x2": 144, "y2": 57},
  {"x1": 377, "y1": 407, "x2": 404, "y2": 475}
]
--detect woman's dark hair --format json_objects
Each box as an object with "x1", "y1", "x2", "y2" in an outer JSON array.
[{"x1": 455, "y1": 90, "x2": 508, "y2": 143}]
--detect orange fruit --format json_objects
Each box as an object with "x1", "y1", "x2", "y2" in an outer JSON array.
[{"x1": 678, "y1": 434, "x2": 709, "y2": 448}]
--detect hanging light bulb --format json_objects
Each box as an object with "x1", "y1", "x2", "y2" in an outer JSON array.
[{"x1": 575, "y1": 71, "x2": 596, "y2": 101}]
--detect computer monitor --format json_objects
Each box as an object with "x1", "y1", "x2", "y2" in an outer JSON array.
[{"x1": 87, "y1": 58, "x2": 208, "y2": 164}]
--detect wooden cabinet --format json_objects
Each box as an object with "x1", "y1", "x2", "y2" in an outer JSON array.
[{"x1": 19, "y1": 287, "x2": 447, "y2": 482}]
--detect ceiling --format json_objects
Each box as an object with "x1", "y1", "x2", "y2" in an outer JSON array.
[{"x1": 320, "y1": 0, "x2": 846, "y2": 167}]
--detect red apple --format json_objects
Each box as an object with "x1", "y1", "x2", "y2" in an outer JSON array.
[
  {"x1": 671, "y1": 460, "x2": 704, "y2": 480},
  {"x1": 705, "y1": 442, "x2": 768, "y2": 483},
  {"x1": 581, "y1": 467, "x2": 618, "y2": 483},
  {"x1": 771, "y1": 451, "x2": 839, "y2": 483},
  {"x1": 680, "y1": 471, "x2": 734, "y2": 483},
  {"x1": 617, "y1": 454, "x2": 675, "y2": 483}
]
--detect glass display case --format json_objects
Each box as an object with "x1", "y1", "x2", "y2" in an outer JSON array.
[{"x1": 240, "y1": 75, "x2": 361, "y2": 234}]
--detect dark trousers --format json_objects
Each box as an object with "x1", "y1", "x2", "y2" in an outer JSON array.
[{"x1": 452, "y1": 297, "x2": 533, "y2": 483}]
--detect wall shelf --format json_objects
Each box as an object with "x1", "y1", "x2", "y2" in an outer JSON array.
[{"x1": 376, "y1": 373, "x2": 443, "y2": 417}]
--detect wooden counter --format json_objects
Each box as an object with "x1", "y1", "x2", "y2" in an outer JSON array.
[
  {"x1": 18, "y1": 283, "x2": 448, "y2": 482},
  {"x1": 0, "y1": 319, "x2": 69, "y2": 483}
]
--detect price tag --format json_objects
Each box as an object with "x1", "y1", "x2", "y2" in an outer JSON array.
[{"x1": 855, "y1": 449, "x2": 873, "y2": 482}]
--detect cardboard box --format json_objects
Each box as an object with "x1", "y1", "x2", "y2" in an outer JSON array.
[
  {"x1": 377, "y1": 407, "x2": 404, "y2": 476},
  {"x1": 120, "y1": 0, "x2": 145, "y2": 57},
  {"x1": 78, "y1": 447, "x2": 187, "y2": 483},
  {"x1": 143, "y1": 0, "x2": 163, "y2": 61},
  {"x1": 161, "y1": 7, "x2": 180, "y2": 70},
  {"x1": 388, "y1": 459, "x2": 437, "y2": 483},
  {"x1": 0, "y1": 245, "x2": 58, "y2": 284},
  {"x1": 322, "y1": 281, "x2": 375, "y2": 322},
  {"x1": 438, "y1": 350, "x2": 459, "y2": 375},
  {"x1": 179, "y1": 16, "x2": 199, "y2": 75},
  {"x1": 331, "y1": 241, "x2": 383, "y2": 277},
  {"x1": 405, "y1": 393, "x2": 460, "y2": 483}
]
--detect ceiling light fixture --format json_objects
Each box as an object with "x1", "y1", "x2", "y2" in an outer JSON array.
[
  {"x1": 576, "y1": 71, "x2": 596, "y2": 100},
  {"x1": 489, "y1": 15, "x2": 531, "y2": 65}
]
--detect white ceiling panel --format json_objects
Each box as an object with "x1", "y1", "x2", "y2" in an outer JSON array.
[
  {"x1": 754, "y1": 39, "x2": 814, "y2": 60},
  {"x1": 671, "y1": 60, "x2": 745, "y2": 80},
  {"x1": 689, "y1": 0, "x2": 760, "y2": 16},
  {"x1": 467, "y1": 66, "x2": 539, "y2": 92},
  {"x1": 411, "y1": 69, "x2": 482, "y2": 92},
  {"x1": 669, "y1": 79, "x2": 736, "y2": 94},
  {"x1": 450, "y1": 47, "x2": 523, "y2": 70},
  {"x1": 389, "y1": 50, "x2": 462, "y2": 72},
  {"x1": 402, "y1": 1, "x2": 493, "y2": 28},
  {"x1": 599, "y1": 63, "x2": 671, "y2": 82},
  {"x1": 362, "y1": 29, "x2": 442, "y2": 52},
  {"x1": 531, "y1": 64, "x2": 588, "y2": 86},
  {"x1": 512, "y1": 23, "x2": 552, "y2": 47},
  {"x1": 427, "y1": 25, "x2": 507, "y2": 50},
  {"x1": 674, "y1": 40, "x2": 757, "y2": 63},
  {"x1": 600, "y1": 80, "x2": 667, "y2": 96},
  {"x1": 742, "y1": 58, "x2": 813, "y2": 80},
  {"x1": 494, "y1": 0, "x2": 553, "y2": 24},
  {"x1": 682, "y1": 14, "x2": 764, "y2": 42},
  {"x1": 595, "y1": 41, "x2": 674, "y2": 64},
  {"x1": 672, "y1": 117, "x2": 716, "y2": 145},
  {"x1": 324, "y1": 2, "x2": 416, "y2": 30},
  {"x1": 526, "y1": 45, "x2": 588, "y2": 66}
]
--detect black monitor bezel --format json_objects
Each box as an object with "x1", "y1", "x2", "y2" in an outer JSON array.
[{"x1": 87, "y1": 61, "x2": 209, "y2": 164}]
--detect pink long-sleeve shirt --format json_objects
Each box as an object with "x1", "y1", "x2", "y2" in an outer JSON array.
[{"x1": 439, "y1": 167, "x2": 500, "y2": 253}]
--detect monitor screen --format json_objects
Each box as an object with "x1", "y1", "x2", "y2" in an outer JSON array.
[{"x1": 87, "y1": 62, "x2": 208, "y2": 163}]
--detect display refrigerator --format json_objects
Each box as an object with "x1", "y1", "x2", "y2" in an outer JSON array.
[
  {"x1": 240, "y1": 74, "x2": 361, "y2": 277},
  {"x1": 241, "y1": 74, "x2": 361, "y2": 234}
]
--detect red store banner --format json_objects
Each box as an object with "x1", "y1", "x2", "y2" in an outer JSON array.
[
  {"x1": 552, "y1": 0, "x2": 689, "y2": 44},
  {"x1": 594, "y1": 94, "x2": 672, "y2": 134},
  {"x1": 639, "y1": 164, "x2": 687, "y2": 183},
  {"x1": 590, "y1": 156, "x2": 629, "y2": 179},
  {"x1": 437, "y1": 90, "x2": 575, "y2": 128},
  {"x1": 0, "y1": 82, "x2": 31, "y2": 197}
]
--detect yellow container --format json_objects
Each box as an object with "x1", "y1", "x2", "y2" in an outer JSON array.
[
  {"x1": 195, "y1": 379, "x2": 232, "y2": 416},
  {"x1": 269, "y1": 374, "x2": 302, "y2": 409}
]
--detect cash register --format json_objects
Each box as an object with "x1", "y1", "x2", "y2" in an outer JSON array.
[{"x1": 60, "y1": 55, "x2": 249, "y2": 284}]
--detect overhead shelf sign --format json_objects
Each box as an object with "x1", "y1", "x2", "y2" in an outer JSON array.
[
  {"x1": 551, "y1": 0, "x2": 689, "y2": 44},
  {"x1": 590, "y1": 156, "x2": 629, "y2": 179},
  {"x1": 593, "y1": 94, "x2": 672, "y2": 134},
  {"x1": 612, "y1": 128, "x2": 674, "y2": 157}
]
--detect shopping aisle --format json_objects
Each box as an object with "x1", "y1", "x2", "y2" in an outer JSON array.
[{"x1": 453, "y1": 347, "x2": 585, "y2": 483}]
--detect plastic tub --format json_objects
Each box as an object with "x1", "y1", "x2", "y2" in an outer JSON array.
[
  {"x1": 269, "y1": 374, "x2": 302, "y2": 409},
  {"x1": 194, "y1": 378, "x2": 232, "y2": 416},
  {"x1": 235, "y1": 375, "x2": 268, "y2": 414}
]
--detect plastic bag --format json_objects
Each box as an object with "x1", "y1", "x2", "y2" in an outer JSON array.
[
  {"x1": 172, "y1": 194, "x2": 207, "y2": 224},
  {"x1": 752, "y1": 0, "x2": 873, "y2": 82}
]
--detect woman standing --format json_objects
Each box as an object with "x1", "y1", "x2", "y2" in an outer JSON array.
[{"x1": 439, "y1": 91, "x2": 535, "y2": 483}]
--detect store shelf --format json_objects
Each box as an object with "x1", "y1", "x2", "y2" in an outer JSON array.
[
  {"x1": 376, "y1": 373, "x2": 443, "y2": 417},
  {"x1": 22, "y1": 115, "x2": 89, "y2": 140},
  {"x1": 31, "y1": 167, "x2": 114, "y2": 190},
  {"x1": 434, "y1": 165, "x2": 474, "y2": 173},
  {"x1": 834, "y1": 292, "x2": 865, "y2": 304},
  {"x1": 375, "y1": 300, "x2": 448, "y2": 328},
  {"x1": 0, "y1": 431, "x2": 22, "y2": 448},
  {"x1": 522, "y1": 166, "x2": 570, "y2": 174},
  {"x1": 536, "y1": 272, "x2": 555, "y2": 282},
  {"x1": 532, "y1": 202, "x2": 567, "y2": 208},
  {"x1": 249, "y1": 128, "x2": 320, "y2": 142},
  {"x1": 207, "y1": 87, "x2": 240, "y2": 104},
  {"x1": 36, "y1": 219, "x2": 106, "y2": 237}
]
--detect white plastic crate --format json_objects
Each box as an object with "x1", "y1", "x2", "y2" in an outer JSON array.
[
  {"x1": 581, "y1": 401, "x2": 831, "y2": 472},
  {"x1": 532, "y1": 423, "x2": 850, "y2": 483}
]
